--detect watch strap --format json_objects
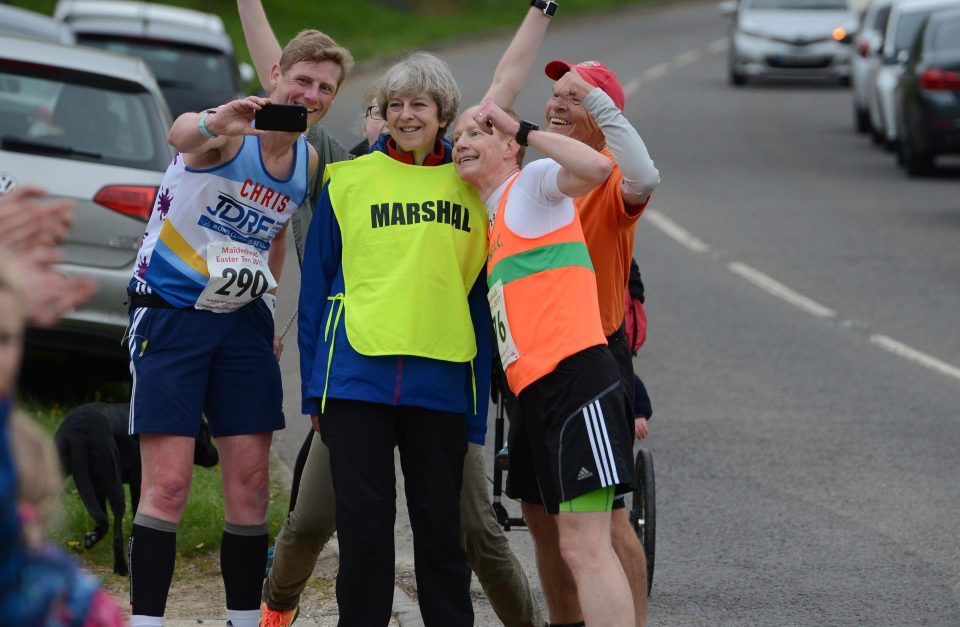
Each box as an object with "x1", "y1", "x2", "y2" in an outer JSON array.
[
  {"x1": 198, "y1": 109, "x2": 218, "y2": 139},
  {"x1": 515, "y1": 120, "x2": 539, "y2": 147},
  {"x1": 530, "y1": 0, "x2": 558, "y2": 17}
]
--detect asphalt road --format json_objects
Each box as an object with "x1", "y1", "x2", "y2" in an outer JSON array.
[{"x1": 271, "y1": 1, "x2": 960, "y2": 624}]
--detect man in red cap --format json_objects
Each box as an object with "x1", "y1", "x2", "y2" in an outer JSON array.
[{"x1": 507, "y1": 58, "x2": 659, "y2": 627}]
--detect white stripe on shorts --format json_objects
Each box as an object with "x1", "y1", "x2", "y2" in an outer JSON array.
[
  {"x1": 127, "y1": 307, "x2": 147, "y2": 434},
  {"x1": 583, "y1": 400, "x2": 620, "y2": 487},
  {"x1": 592, "y1": 400, "x2": 620, "y2": 485},
  {"x1": 584, "y1": 401, "x2": 614, "y2": 486}
]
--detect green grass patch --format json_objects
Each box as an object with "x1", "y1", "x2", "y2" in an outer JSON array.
[
  {"x1": 24, "y1": 401, "x2": 289, "y2": 579},
  {"x1": 11, "y1": 0, "x2": 656, "y2": 66}
]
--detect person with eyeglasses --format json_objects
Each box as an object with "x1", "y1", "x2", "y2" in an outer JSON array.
[{"x1": 351, "y1": 91, "x2": 388, "y2": 157}]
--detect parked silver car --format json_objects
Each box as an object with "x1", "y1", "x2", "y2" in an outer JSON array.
[
  {"x1": 867, "y1": 0, "x2": 960, "y2": 146},
  {"x1": 54, "y1": 0, "x2": 254, "y2": 118},
  {"x1": 0, "y1": 35, "x2": 173, "y2": 357},
  {"x1": 721, "y1": 0, "x2": 860, "y2": 85},
  {"x1": 0, "y1": 4, "x2": 75, "y2": 44},
  {"x1": 851, "y1": 0, "x2": 896, "y2": 132}
]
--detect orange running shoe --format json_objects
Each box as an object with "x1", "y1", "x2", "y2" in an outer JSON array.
[{"x1": 259, "y1": 601, "x2": 298, "y2": 627}]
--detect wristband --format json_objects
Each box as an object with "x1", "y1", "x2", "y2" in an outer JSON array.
[
  {"x1": 198, "y1": 109, "x2": 218, "y2": 139},
  {"x1": 515, "y1": 120, "x2": 539, "y2": 147},
  {"x1": 530, "y1": 0, "x2": 558, "y2": 16},
  {"x1": 261, "y1": 292, "x2": 277, "y2": 316}
]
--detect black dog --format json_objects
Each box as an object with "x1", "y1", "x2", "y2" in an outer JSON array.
[{"x1": 54, "y1": 402, "x2": 219, "y2": 575}]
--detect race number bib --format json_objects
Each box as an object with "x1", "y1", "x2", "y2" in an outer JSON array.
[
  {"x1": 195, "y1": 242, "x2": 277, "y2": 313},
  {"x1": 487, "y1": 279, "x2": 520, "y2": 368}
]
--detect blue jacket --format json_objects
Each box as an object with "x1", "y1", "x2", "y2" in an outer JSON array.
[
  {"x1": 0, "y1": 396, "x2": 21, "y2": 622},
  {"x1": 298, "y1": 135, "x2": 491, "y2": 445}
]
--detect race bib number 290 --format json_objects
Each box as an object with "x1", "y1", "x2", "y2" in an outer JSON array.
[
  {"x1": 487, "y1": 279, "x2": 520, "y2": 368},
  {"x1": 195, "y1": 242, "x2": 276, "y2": 313}
]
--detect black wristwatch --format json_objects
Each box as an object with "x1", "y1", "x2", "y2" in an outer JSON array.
[
  {"x1": 515, "y1": 120, "x2": 539, "y2": 147},
  {"x1": 530, "y1": 0, "x2": 558, "y2": 17}
]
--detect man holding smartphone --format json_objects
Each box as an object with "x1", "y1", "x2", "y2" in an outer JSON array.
[{"x1": 124, "y1": 30, "x2": 353, "y2": 627}]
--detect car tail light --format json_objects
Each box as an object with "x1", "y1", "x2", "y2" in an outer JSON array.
[
  {"x1": 94, "y1": 185, "x2": 158, "y2": 222},
  {"x1": 857, "y1": 40, "x2": 871, "y2": 58},
  {"x1": 920, "y1": 68, "x2": 960, "y2": 91}
]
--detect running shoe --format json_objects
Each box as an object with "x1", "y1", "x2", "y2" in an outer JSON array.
[{"x1": 260, "y1": 601, "x2": 298, "y2": 627}]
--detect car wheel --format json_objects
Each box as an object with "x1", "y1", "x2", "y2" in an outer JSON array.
[
  {"x1": 839, "y1": 76, "x2": 851, "y2": 87},
  {"x1": 729, "y1": 51, "x2": 746, "y2": 86},
  {"x1": 854, "y1": 106, "x2": 870, "y2": 134},
  {"x1": 902, "y1": 138, "x2": 933, "y2": 177}
]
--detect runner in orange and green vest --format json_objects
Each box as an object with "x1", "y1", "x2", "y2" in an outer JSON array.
[{"x1": 453, "y1": 99, "x2": 636, "y2": 627}]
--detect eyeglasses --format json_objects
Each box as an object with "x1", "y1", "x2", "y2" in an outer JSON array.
[{"x1": 365, "y1": 106, "x2": 384, "y2": 121}]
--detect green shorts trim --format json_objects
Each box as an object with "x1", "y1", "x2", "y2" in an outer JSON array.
[{"x1": 558, "y1": 486, "x2": 615, "y2": 513}]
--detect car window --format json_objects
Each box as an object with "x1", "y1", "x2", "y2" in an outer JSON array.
[
  {"x1": 76, "y1": 36, "x2": 236, "y2": 93},
  {"x1": 874, "y1": 6, "x2": 892, "y2": 31},
  {"x1": 895, "y1": 12, "x2": 933, "y2": 53},
  {"x1": 0, "y1": 65, "x2": 170, "y2": 171},
  {"x1": 744, "y1": 0, "x2": 849, "y2": 10},
  {"x1": 929, "y1": 16, "x2": 960, "y2": 50}
]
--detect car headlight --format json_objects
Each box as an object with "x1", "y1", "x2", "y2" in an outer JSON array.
[
  {"x1": 737, "y1": 21, "x2": 767, "y2": 39},
  {"x1": 832, "y1": 27, "x2": 853, "y2": 43}
]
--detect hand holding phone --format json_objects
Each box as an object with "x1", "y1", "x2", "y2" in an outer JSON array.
[{"x1": 255, "y1": 104, "x2": 308, "y2": 133}]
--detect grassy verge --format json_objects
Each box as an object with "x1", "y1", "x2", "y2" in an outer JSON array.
[
  {"x1": 23, "y1": 401, "x2": 289, "y2": 581},
  {"x1": 12, "y1": 0, "x2": 658, "y2": 65}
]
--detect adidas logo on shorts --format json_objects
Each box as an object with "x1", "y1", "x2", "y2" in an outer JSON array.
[{"x1": 577, "y1": 467, "x2": 593, "y2": 481}]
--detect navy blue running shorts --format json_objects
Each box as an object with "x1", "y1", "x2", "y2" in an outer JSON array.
[{"x1": 127, "y1": 299, "x2": 284, "y2": 438}]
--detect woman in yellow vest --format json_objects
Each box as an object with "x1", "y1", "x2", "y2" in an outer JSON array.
[
  {"x1": 296, "y1": 6, "x2": 557, "y2": 625},
  {"x1": 452, "y1": 99, "x2": 637, "y2": 627}
]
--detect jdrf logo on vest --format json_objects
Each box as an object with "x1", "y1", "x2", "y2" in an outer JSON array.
[{"x1": 201, "y1": 192, "x2": 280, "y2": 249}]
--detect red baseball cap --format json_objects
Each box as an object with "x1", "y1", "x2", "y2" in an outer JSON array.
[{"x1": 545, "y1": 59, "x2": 626, "y2": 111}]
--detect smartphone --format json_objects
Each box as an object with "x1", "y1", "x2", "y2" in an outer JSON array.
[{"x1": 255, "y1": 104, "x2": 308, "y2": 132}]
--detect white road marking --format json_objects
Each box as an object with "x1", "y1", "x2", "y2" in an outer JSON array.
[
  {"x1": 727, "y1": 262, "x2": 837, "y2": 318},
  {"x1": 707, "y1": 38, "x2": 729, "y2": 54},
  {"x1": 642, "y1": 63, "x2": 671, "y2": 81},
  {"x1": 674, "y1": 50, "x2": 702, "y2": 67},
  {"x1": 644, "y1": 209, "x2": 712, "y2": 253},
  {"x1": 624, "y1": 77, "x2": 643, "y2": 98},
  {"x1": 870, "y1": 335, "x2": 960, "y2": 382}
]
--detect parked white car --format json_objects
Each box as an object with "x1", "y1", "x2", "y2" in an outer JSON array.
[
  {"x1": 851, "y1": 0, "x2": 896, "y2": 132},
  {"x1": 867, "y1": 0, "x2": 960, "y2": 146},
  {"x1": 0, "y1": 35, "x2": 173, "y2": 358},
  {"x1": 54, "y1": 0, "x2": 254, "y2": 118},
  {"x1": 721, "y1": 0, "x2": 860, "y2": 86},
  {"x1": 0, "y1": 4, "x2": 75, "y2": 44}
]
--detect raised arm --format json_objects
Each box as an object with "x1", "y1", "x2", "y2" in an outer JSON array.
[
  {"x1": 482, "y1": 2, "x2": 555, "y2": 109},
  {"x1": 554, "y1": 69, "x2": 660, "y2": 206},
  {"x1": 167, "y1": 96, "x2": 268, "y2": 159},
  {"x1": 476, "y1": 100, "x2": 611, "y2": 197},
  {"x1": 237, "y1": 0, "x2": 284, "y2": 94}
]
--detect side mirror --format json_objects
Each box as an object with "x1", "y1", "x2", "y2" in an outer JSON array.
[{"x1": 718, "y1": 0, "x2": 737, "y2": 18}]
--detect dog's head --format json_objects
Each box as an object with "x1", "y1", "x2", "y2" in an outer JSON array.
[{"x1": 194, "y1": 418, "x2": 220, "y2": 468}]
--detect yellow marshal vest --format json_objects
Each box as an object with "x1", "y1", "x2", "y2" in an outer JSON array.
[{"x1": 325, "y1": 152, "x2": 487, "y2": 362}]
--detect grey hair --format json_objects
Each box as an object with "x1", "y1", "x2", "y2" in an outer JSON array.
[{"x1": 377, "y1": 52, "x2": 461, "y2": 134}]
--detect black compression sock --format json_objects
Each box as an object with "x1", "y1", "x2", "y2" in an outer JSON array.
[
  {"x1": 129, "y1": 516, "x2": 177, "y2": 617},
  {"x1": 220, "y1": 522, "x2": 269, "y2": 611}
]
